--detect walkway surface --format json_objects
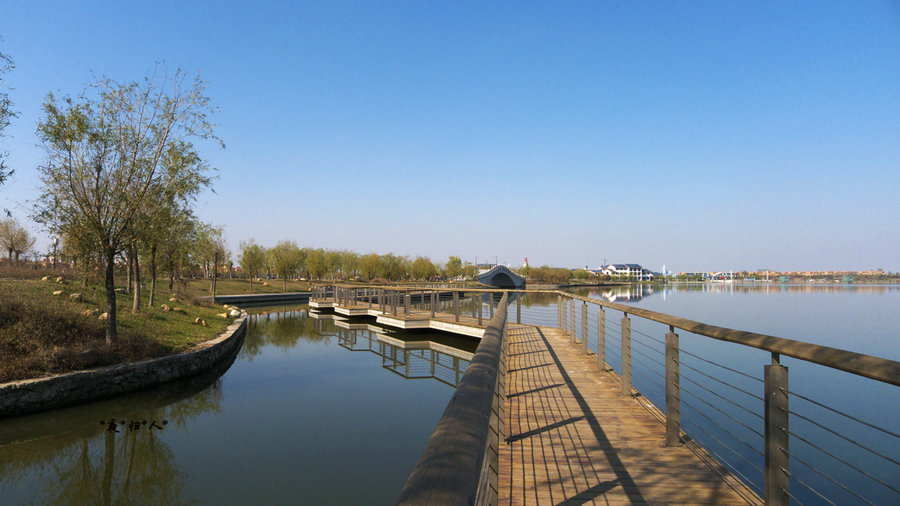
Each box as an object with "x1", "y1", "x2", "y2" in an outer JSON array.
[{"x1": 500, "y1": 325, "x2": 760, "y2": 505}]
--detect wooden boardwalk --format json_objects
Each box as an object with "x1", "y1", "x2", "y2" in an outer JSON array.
[
  {"x1": 313, "y1": 294, "x2": 760, "y2": 504},
  {"x1": 500, "y1": 325, "x2": 760, "y2": 505}
]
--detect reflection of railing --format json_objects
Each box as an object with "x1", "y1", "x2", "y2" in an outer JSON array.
[
  {"x1": 335, "y1": 328, "x2": 471, "y2": 387},
  {"x1": 397, "y1": 292, "x2": 509, "y2": 505}
]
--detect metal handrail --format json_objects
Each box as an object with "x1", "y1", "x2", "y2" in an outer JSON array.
[
  {"x1": 555, "y1": 291, "x2": 900, "y2": 386},
  {"x1": 396, "y1": 292, "x2": 509, "y2": 505}
]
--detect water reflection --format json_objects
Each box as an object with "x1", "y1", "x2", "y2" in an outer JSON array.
[
  {"x1": 0, "y1": 355, "x2": 231, "y2": 505},
  {"x1": 335, "y1": 326, "x2": 472, "y2": 387}
]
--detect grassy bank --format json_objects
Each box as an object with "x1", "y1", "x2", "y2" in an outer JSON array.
[{"x1": 0, "y1": 279, "x2": 233, "y2": 382}]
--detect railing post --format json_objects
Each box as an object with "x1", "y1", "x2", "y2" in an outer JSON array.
[
  {"x1": 581, "y1": 302, "x2": 588, "y2": 354},
  {"x1": 472, "y1": 292, "x2": 477, "y2": 319},
  {"x1": 430, "y1": 291, "x2": 436, "y2": 318},
  {"x1": 405, "y1": 292, "x2": 411, "y2": 316},
  {"x1": 478, "y1": 293, "x2": 483, "y2": 325},
  {"x1": 557, "y1": 295, "x2": 562, "y2": 329},
  {"x1": 489, "y1": 294, "x2": 494, "y2": 318},
  {"x1": 379, "y1": 289, "x2": 385, "y2": 313},
  {"x1": 622, "y1": 314, "x2": 632, "y2": 396},
  {"x1": 765, "y1": 354, "x2": 790, "y2": 506},
  {"x1": 454, "y1": 291, "x2": 459, "y2": 322},
  {"x1": 598, "y1": 307, "x2": 606, "y2": 370},
  {"x1": 516, "y1": 296, "x2": 521, "y2": 324},
  {"x1": 368, "y1": 289, "x2": 373, "y2": 308},
  {"x1": 392, "y1": 291, "x2": 398, "y2": 316},
  {"x1": 665, "y1": 326, "x2": 680, "y2": 447},
  {"x1": 570, "y1": 299, "x2": 576, "y2": 344}
]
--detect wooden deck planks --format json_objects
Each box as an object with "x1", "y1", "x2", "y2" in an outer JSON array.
[{"x1": 500, "y1": 325, "x2": 761, "y2": 505}]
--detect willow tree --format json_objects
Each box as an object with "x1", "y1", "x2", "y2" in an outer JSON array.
[
  {"x1": 239, "y1": 239, "x2": 265, "y2": 290},
  {"x1": 34, "y1": 67, "x2": 220, "y2": 345}
]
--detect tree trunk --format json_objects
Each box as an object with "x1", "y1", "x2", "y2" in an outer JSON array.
[
  {"x1": 126, "y1": 250, "x2": 133, "y2": 294},
  {"x1": 283, "y1": 275, "x2": 287, "y2": 292},
  {"x1": 104, "y1": 247, "x2": 118, "y2": 346},
  {"x1": 169, "y1": 271, "x2": 174, "y2": 292},
  {"x1": 211, "y1": 251, "x2": 218, "y2": 298},
  {"x1": 148, "y1": 245, "x2": 157, "y2": 309},
  {"x1": 132, "y1": 244, "x2": 141, "y2": 314},
  {"x1": 249, "y1": 272, "x2": 253, "y2": 292}
]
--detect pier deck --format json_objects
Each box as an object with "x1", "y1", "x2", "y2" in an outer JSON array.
[
  {"x1": 501, "y1": 325, "x2": 759, "y2": 505},
  {"x1": 312, "y1": 294, "x2": 760, "y2": 504}
]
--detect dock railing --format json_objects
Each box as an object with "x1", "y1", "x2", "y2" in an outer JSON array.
[
  {"x1": 524, "y1": 290, "x2": 900, "y2": 506},
  {"x1": 395, "y1": 291, "x2": 508, "y2": 505},
  {"x1": 311, "y1": 284, "x2": 899, "y2": 505}
]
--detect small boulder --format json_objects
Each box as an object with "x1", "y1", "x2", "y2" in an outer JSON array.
[
  {"x1": 229, "y1": 309, "x2": 241, "y2": 317},
  {"x1": 41, "y1": 276, "x2": 49, "y2": 281},
  {"x1": 81, "y1": 309, "x2": 94, "y2": 317},
  {"x1": 192, "y1": 318, "x2": 207, "y2": 327},
  {"x1": 169, "y1": 297, "x2": 177, "y2": 302},
  {"x1": 52, "y1": 290, "x2": 63, "y2": 296},
  {"x1": 262, "y1": 282, "x2": 269, "y2": 286},
  {"x1": 55, "y1": 276, "x2": 64, "y2": 283},
  {"x1": 217, "y1": 312, "x2": 229, "y2": 319},
  {"x1": 172, "y1": 307, "x2": 186, "y2": 313},
  {"x1": 98, "y1": 312, "x2": 108, "y2": 320},
  {"x1": 160, "y1": 304, "x2": 171, "y2": 312},
  {"x1": 69, "y1": 293, "x2": 83, "y2": 302}
]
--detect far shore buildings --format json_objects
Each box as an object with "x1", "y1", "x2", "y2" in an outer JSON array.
[{"x1": 596, "y1": 264, "x2": 657, "y2": 281}]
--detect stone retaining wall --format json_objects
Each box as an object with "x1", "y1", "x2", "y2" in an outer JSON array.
[{"x1": 0, "y1": 316, "x2": 247, "y2": 418}]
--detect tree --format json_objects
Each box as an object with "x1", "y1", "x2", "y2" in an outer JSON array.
[
  {"x1": 0, "y1": 42, "x2": 16, "y2": 188},
  {"x1": 0, "y1": 217, "x2": 34, "y2": 262},
  {"x1": 358, "y1": 253, "x2": 380, "y2": 281},
  {"x1": 270, "y1": 240, "x2": 301, "y2": 291},
  {"x1": 239, "y1": 239, "x2": 265, "y2": 290},
  {"x1": 34, "y1": 66, "x2": 220, "y2": 345},
  {"x1": 443, "y1": 256, "x2": 463, "y2": 280},
  {"x1": 410, "y1": 256, "x2": 437, "y2": 280},
  {"x1": 195, "y1": 223, "x2": 227, "y2": 297},
  {"x1": 306, "y1": 248, "x2": 326, "y2": 280}
]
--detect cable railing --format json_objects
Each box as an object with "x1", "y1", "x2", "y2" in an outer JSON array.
[
  {"x1": 311, "y1": 285, "x2": 898, "y2": 505},
  {"x1": 514, "y1": 291, "x2": 900, "y2": 506}
]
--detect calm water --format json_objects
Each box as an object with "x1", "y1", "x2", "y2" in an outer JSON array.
[
  {"x1": 0, "y1": 308, "x2": 477, "y2": 505},
  {"x1": 1, "y1": 286, "x2": 897, "y2": 504}
]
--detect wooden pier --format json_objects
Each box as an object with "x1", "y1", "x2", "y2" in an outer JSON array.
[
  {"x1": 501, "y1": 325, "x2": 759, "y2": 505},
  {"x1": 313, "y1": 288, "x2": 760, "y2": 505}
]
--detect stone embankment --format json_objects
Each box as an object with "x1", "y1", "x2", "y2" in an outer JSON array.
[{"x1": 0, "y1": 316, "x2": 247, "y2": 418}]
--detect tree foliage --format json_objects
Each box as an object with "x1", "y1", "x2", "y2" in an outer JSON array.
[
  {"x1": 34, "y1": 66, "x2": 220, "y2": 344},
  {"x1": 0, "y1": 43, "x2": 16, "y2": 187},
  {"x1": 0, "y1": 217, "x2": 34, "y2": 261}
]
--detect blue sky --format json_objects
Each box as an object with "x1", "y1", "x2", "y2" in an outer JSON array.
[{"x1": 2, "y1": 1, "x2": 899, "y2": 272}]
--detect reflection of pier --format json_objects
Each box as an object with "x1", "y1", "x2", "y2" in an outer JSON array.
[{"x1": 334, "y1": 325, "x2": 472, "y2": 387}]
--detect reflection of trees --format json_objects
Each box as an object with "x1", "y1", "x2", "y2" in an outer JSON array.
[
  {"x1": 0, "y1": 349, "x2": 234, "y2": 505},
  {"x1": 241, "y1": 308, "x2": 334, "y2": 360}
]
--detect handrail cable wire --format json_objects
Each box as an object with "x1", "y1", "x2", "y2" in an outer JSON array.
[
  {"x1": 785, "y1": 448, "x2": 877, "y2": 505},
  {"x1": 784, "y1": 423, "x2": 900, "y2": 495},
  {"x1": 782, "y1": 388, "x2": 900, "y2": 440},
  {"x1": 679, "y1": 371, "x2": 765, "y2": 422},
  {"x1": 679, "y1": 390, "x2": 766, "y2": 454},
  {"x1": 784, "y1": 407, "x2": 900, "y2": 467},
  {"x1": 679, "y1": 360, "x2": 765, "y2": 401},
  {"x1": 679, "y1": 348, "x2": 763, "y2": 383}
]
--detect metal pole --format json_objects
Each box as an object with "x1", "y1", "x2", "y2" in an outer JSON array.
[
  {"x1": 622, "y1": 314, "x2": 632, "y2": 396},
  {"x1": 765, "y1": 354, "x2": 790, "y2": 505},
  {"x1": 598, "y1": 307, "x2": 606, "y2": 370},
  {"x1": 489, "y1": 294, "x2": 494, "y2": 318},
  {"x1": 665, "y1": 327, "x2": 680, "y2": 447},
  {"x1": 405, "y1": 293, "x2": 410, "y2": 316},
  {"x1": 478, "y1": 293, "x2": 483, "y2": 325},
  {"x1": 570, "y1": 300, "x2": 576, "y2": 345},
  {"x1": 430, "y1": 291, "x2": 436, "y2": 318},
  {"x1": 581, "y1": 302, "x2": 588, "y2": 354},
  {"x1": 516, "y1": 296, "x2": 521, "y2": 324},
  {"x1": 453, "y1": 291, "x2": 459, "y2": 322}
]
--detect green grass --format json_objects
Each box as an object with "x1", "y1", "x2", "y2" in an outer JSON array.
[
  {"x1": 0, "y1": 279, "x2": 233, "y2": 382},
  {"x1": 180, "y1": 278, "x2": 314, "y2": 299}
]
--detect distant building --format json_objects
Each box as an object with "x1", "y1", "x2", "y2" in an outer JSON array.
[{"x1": 601, "y1": 264, "x2": 655, "y2": 281}]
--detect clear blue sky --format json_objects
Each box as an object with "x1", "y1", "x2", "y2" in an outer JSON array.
[{"x1": 2, "y1": 1, "x2": 899, "y2": 272}]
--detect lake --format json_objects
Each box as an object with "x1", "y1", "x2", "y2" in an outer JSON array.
[{"x1": 1, "y1": 284, "x2": 897, "y2": 504}]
